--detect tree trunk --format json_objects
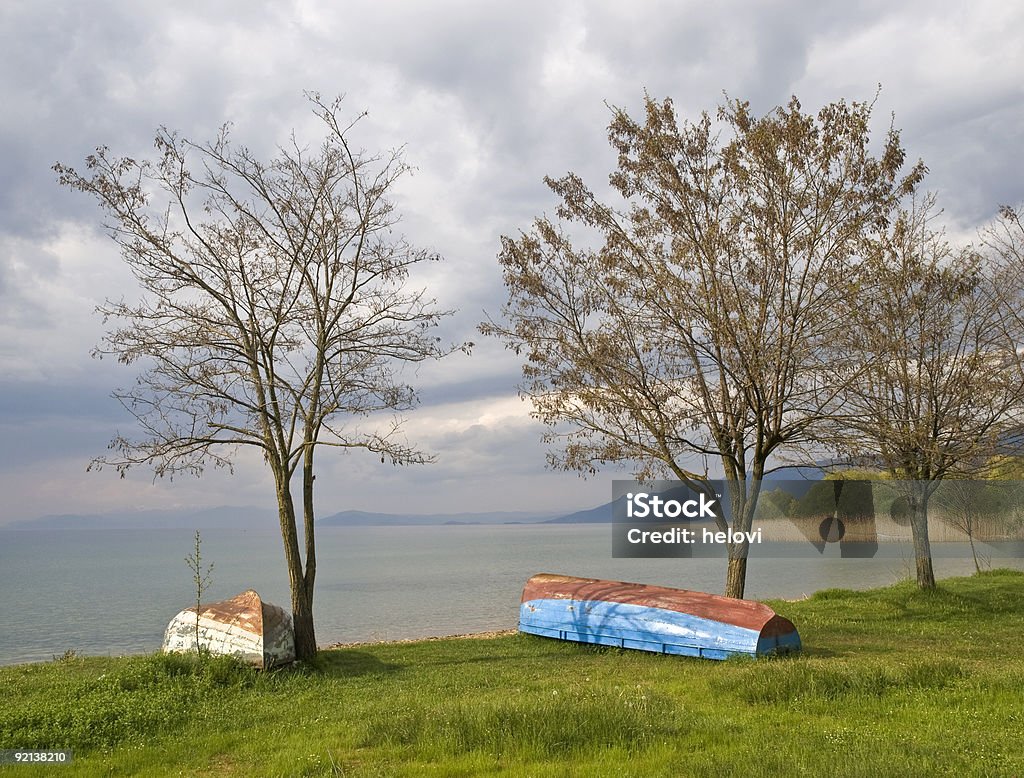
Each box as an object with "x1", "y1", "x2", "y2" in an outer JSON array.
[
  {"x1": 909, "y1": 495, "x2": 936, "y2": 590},
  {"x1": 275, "y1": 478, "x2": 318, "y2": 660},
  {"x1": 969, "y1": 532, "x2": 980, "y2": 575},
  {"x1": 291, "y1": 592, "x2": 317, "y2": 661},
  {"x1": 725, "y1": 555, "x2": 747, "y2": 599},
  {"x1": 723, "y1": 482, "x2": 756, "y2": 599},
  {"x1": 299, "y1": 438, "x2": 318, "y2": 659}
]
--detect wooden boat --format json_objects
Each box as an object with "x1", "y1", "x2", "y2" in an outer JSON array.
[
  {"x1": 519, "y1": 573, "x2": 800, "y2": 660},
  {"x1": 162, "y1": 589, "x2": 295, "y2": 669}
]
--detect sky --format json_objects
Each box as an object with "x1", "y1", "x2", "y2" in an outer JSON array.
[{"x1": 1, "y1": 1, "x2": 1022, "y2": 525}]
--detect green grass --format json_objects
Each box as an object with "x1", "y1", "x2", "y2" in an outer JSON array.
[{"x1": 2, "y1": 570, "x2": 1024, "y2": 776}]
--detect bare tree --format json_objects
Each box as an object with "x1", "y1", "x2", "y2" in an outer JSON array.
[
  {"x1": 983, "y1": 203, "x2": 1024, "y2": 269},
  {"x1": 828, "y1": 196, "x2": 1024, "y2": 589},
  {"x1": 482, "y1": 94, "x2": 922, "y2": 598},
  {"x1": 920, "y1": 476, "x2": 1024, "y2": 574},
  {"x1": 54, "y1": 94, "x2": 461, "y2": 659},
  {"x1": 984, "y1": 202, "x2": 1024, "y2": 383}
]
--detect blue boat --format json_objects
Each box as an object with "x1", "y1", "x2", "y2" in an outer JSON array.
[{"x1": 519, "y1": 573, "x2": 801, "y2": 660}]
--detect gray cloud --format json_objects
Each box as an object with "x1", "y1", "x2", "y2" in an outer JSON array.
[{"x1": 1, "y1": 0, "x2": 1022, "y2": 523}]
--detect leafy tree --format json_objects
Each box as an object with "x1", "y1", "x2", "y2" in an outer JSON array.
[
  {"x1": 828, "y1": 195, "x2": 1024, "y2": 588},
  {"x1": 54, "y1": 95, "x2": 460, "y2": 659},
  {"x1": 483, "y1": 93, "x2": 922, "y2": 598}
]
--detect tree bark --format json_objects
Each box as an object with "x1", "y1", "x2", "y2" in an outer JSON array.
[
  {"x1": 724, "y1": 484, "x2": 756, "y2": 599},
  {"x1": 909, "y1": 497, "x2": 936, "y2": 590},
  {"x1": 275, "y1": 476, "x2": 318, "y2": 660},
  {"x1": 725, "y1": 555, "x2": 747, "y2": 599},
  {"x1": 300, "y1": 438, "x2": 318, "y2": 654},
  {"x1": 291, "y1": 590, "x2": 317, "y2": 661}
]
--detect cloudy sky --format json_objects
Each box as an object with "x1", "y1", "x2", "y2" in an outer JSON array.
[{"x1": 1, "y1": 1, "x2": 1022, "y2": 525}]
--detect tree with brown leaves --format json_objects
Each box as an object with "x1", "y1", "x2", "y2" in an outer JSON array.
[
  {"x1": 828, "y1": 195, "x2": 1024, "y2": 589},
  {"x1": 483, "y1": 93, "x2": 923, "y2": 598}
]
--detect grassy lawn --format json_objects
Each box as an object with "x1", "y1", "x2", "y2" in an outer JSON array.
[{"x1": 2, "y1": 569, "x2": 1023, "y2": 776}]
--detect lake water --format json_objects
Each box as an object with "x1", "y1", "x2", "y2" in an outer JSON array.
[{"x1": 1, "y1": 524, "x2": 1019, "y2": 666}]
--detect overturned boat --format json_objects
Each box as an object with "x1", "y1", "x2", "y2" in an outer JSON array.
[
  {"x1": 162, "y1": 589, "x2": 295, "y2": 669},
  {"x1": 519, "y1": 573, "x2": 800, "y2": 660}
]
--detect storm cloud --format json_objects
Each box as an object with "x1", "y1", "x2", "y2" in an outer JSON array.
[{"x1": 1, "y1": 0, "x2": 1021, "y2": 522}]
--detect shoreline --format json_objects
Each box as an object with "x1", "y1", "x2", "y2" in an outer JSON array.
[
  {"x1": 321, "y1": 628, "x2": 517, "y2": 651},
  {"x1": 5, "y1": 562, "x2": 1021, "y2": 668}
]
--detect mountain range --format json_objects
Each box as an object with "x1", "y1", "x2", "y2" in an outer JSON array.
[
  {"x1": 3, "y1": 505, "x2": 568, "y2": 530},
  {"x1": 4, "y1": 466, "x2": 827, "y2": 530}
]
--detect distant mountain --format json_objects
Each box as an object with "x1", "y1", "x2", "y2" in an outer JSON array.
[
  {"x1": 5, "y1": 506, "x2": 280, "y2": 530},
  {"x1": 764, "y1": 465, "x2": 827, "y2": 481},
  {"x1": 317, "y1": 509, "x2": 559, "y2": 527},
  {"x1": 5, "y1": 506, "x2": 566, "y2": 530},
  {"x1": 7, "y1": 474, "x2": 829, "y2": 529},
  {"x1": 544, "y1": 485, "x2": 701, "y2": 524},
  {"x1": 544, "y1": 468, "x2": 829, "y2": 524},
  {"x1": 545, "y1": 500, "x2": 617, "y2": 524}
]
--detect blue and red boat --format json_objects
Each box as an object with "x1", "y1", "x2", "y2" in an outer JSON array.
[{"x1": 519, "y1": 573, "x2": 800, "y2": 660}]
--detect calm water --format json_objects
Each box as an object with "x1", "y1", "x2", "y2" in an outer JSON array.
[{"x1": 0, "y1": 524, "x2": 1018, "y2": 666}]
